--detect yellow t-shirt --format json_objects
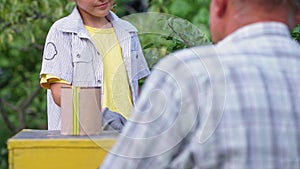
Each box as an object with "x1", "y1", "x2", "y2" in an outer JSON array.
[{"x1": 85, "y1": 26, "x2": 133, "y2": 118}]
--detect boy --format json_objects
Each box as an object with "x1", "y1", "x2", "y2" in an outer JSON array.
[{"x1": 40, "y1": 0, "x2": 150, "y2": 131}]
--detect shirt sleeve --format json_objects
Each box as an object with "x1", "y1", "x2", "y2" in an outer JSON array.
[
  {"x1": 40, "y1": 25, "x2": 74, "y2": 84},
  {"x1": 40, "y1": 74, "x2": 71, "y2": 89}
]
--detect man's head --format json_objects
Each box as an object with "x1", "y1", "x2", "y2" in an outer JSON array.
[{"x1": 210, "y1": 0, "x2": 300, "y2": 43}]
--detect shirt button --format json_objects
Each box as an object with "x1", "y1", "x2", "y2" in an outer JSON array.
[
  {"x1": 97, "y1": 80, "x2": 101, "y2": 83},
  {"x1": 76, "y1": 54, "x2": 80, "y2": 58}
]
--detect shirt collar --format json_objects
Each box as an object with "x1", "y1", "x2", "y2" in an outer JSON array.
[
  {"x1": 58, "y1": 6, "x2": 137, "y2": 38},
  {"x1": 216, "y1": 22, "x2": 291, "y2": 47}
]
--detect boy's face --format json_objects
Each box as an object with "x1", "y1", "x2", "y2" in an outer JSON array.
[{"x1": 75, "y1": 0, "x2": 114, "y2": 19}]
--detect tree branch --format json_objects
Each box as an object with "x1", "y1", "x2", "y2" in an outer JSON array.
[
  {"x1": 18, "y1": 86, "x2": 43, "y2": 129},
  {"x1": 20, "y1": 86, "x2": 42, "y2": 109},
  {"x1": 0, "y1": 98, "x2": 17, "y2": 132},
  {"x1": 167, "y1": 19, "x2": 193, "y2": 47}
]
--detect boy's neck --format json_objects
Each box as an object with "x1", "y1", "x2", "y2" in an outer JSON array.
[{"x1": 83, "y1": 16, "x2": 112, "y2": 29}]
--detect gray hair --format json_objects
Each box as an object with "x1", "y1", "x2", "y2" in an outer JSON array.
[
  {"x1": 294, "y1": 0, "x2": 300, "y2": 8},
  {"x1": 236, "y1": 0, "x2": 300, "y2": 10},
  {"x1": 266, "y1": 0, "x2": 300, "y2": 9}
]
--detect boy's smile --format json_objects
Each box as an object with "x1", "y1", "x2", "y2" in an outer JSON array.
[{"x1": 95, "y1": 2, "x2": 109, "y2": 10}]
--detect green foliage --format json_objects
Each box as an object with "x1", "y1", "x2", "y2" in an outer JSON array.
[
  {"x1": 131, "y1": 0, "x2": 211, "y2": 69},
  {"x1": 0, "y1": 119, "x2": 9, "y2": 169},
  {"x1": 124, "y1": 0, "x2": 210, "y2": 68},
  {"x1": 149, "y1": 0, "x2": 211, "y2": 38},
  {"x1": 123, "y1": 12, "x2": 210, "y2": 68},
  {"x1": 292, "y1": 24, "x2": 300, "y2": 42}
]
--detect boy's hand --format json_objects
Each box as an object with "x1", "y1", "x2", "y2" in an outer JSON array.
[{"x1": 102, "y1": 108, "x2": 127, "y2": 132}]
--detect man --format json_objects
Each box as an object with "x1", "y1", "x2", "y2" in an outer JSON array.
[{"x1": 100, "y1": 0, "x2": 300, "y2": 168}]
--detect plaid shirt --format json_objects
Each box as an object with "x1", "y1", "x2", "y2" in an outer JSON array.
[{"x1": 100, "y1": 22, "x2": 300, "y2": 169}]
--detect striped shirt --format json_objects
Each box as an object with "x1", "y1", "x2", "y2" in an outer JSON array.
[
  {"x1": 40, "y1": 7, "x2": 150, "y2": 130},
  {"x1": 100, "y1": 22, "x2": 300, "y2": 169}
]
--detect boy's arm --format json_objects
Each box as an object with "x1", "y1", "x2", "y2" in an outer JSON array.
[
  {"x1": 50, "y1": 83, "x2": 71, "y2": 107},
  {"x1": 40, "y1": 74, "x2": 71, "y2": 107}
]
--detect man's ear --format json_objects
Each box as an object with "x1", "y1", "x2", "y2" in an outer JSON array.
[{"x1": 214, "y1": 0, "x2": 228, "y2": 17}]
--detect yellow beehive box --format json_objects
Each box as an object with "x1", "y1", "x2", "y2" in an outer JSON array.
[{"x1": 7, "y1": 129, "x2": 117, "y2": 169}]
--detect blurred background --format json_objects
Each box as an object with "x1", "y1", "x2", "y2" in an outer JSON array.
[{"x1": 0, "y1": 0, "x2": 299, "y2": 168}]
